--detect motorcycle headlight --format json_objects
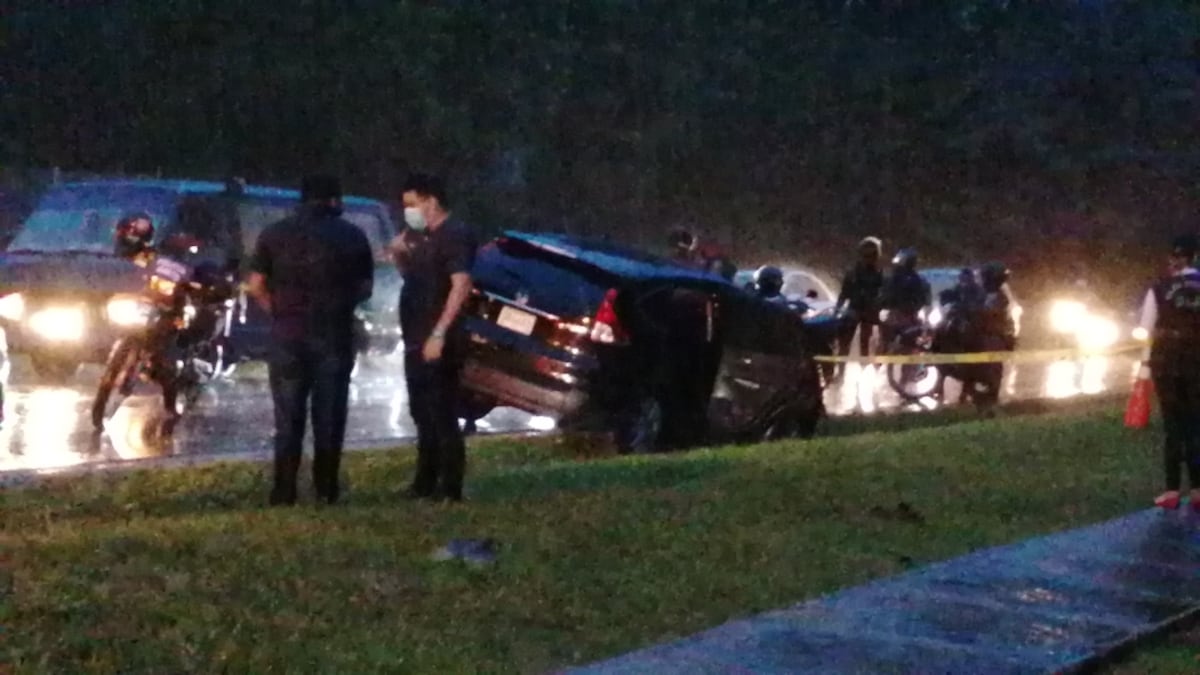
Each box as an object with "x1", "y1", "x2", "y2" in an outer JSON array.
[
  {"x1": 928, "y1": 307, "x2": 943, "y2": 327},
  {"x1": 1049, "y1": 300, "x2": 1086, "y2": 334},
  {"x1": 106, "y1": 294, "x2": 151, "y2": 326},
  {"x1": 0, "y1": 292, "x2": 25, "y2": 321},
  {"x1": 1132, "y1": 326, "x2": 1150, "y2": 342}
]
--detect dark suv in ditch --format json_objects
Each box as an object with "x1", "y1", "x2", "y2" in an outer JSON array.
[
  {"x1": 0, "y1": 178, "x2": 401, "y2": 380},
  {"x1": 459, "y1": 231, "x2": 825, "y2": 453}
]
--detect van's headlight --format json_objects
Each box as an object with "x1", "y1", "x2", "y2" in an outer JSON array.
[
  {"x1": 106, "y1": 295, "x2": 151, "y2": 326},
  {"x1": 928, "y1": 307, "x2": 943, "y2": 327},
  {"x1": 0, "y1": 292, "x2": 25, "y2": 321},
  {"x1": 1049, "y1": 299, "x2": 1087, "y2": 334},
  {"x1": 28, "y1": 306, "x2": 85, "y2": 341},
  {"x1": 1078, "y1": 315, "x2": 1119, "y2": 352}
]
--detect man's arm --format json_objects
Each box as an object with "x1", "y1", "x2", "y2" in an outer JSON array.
[
  {"x1": 430, "y1": 225, "x2": 477, "y2": 340},
  {"x1": 246, "y1": 272, "x2": 271, "y2": 313},
  {"x1": 246, "y1": 227, "x2": 273, "y2": 313}
]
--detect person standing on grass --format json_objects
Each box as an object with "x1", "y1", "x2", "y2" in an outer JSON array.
[
  {"x1": 247, "y1": 175, "x2": 375, "y2": 506},
  {"x1": 388, "y1": 173, "x2": 477, "y2": 502},
  {"x1": 1138, "y1": 234, "x2": 1200, "y2": 510}
]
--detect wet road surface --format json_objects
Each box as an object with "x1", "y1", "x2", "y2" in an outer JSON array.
[{"x1": 0, "y1": 352, "x2": 1137, "y2": 475}]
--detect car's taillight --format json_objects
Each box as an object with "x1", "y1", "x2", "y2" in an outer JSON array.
[{"x1": 591, "y1": 288, "x2": 629, "y2": 344}]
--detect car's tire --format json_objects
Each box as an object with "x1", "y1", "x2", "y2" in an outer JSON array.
[
  {"x1": 32, "y1": 353, "x2": 79, "y2": 383},
  {"x1": 614, "y1": 394, "x2": 663, "y2": 455},
  {"x1": 457, "y1": 394, "x2": 496, "y2": 423}
]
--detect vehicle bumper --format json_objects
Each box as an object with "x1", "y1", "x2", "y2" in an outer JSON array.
[{"x1": 461, "y1": 358, "x2": 589, "y2": 421}]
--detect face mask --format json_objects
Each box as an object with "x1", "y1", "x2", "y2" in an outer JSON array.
[{"x1": 404, "y1": 206, "x2": 427, "y2": 231}]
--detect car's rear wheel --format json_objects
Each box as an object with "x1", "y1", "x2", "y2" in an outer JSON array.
[
  {"x1": 32, "y1": 353, "x2": 79, "y2": 383},
  {"x1": 614, "y1": 394, "x2": 663, "y2": 455}
]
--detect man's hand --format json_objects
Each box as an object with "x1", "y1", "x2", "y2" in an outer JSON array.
[
  {"x1": 389, "y1": 233, "x2": 413, "y2": 270},
  {"x1": 246, "y1": 271, "x2": 271, "y2": 313},
  {"x1": 422, "y1": 335, "x2": 444, "y2": 363}
]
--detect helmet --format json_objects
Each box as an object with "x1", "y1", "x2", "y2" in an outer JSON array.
[
  {"x1": 114, "y1": 212, "x2": 154, "y2": 258},
  {"x1": 892, "y1": 247, "x2": 918, "y2": 269},
  {"x1": 754, "y1": 265, "x2": 784, "y2": 296},
  {"x1": 858, "y1": 236, "x2": 882, "y2": 255},
  {"x1": 667, "y1": 227, "x2": 697, "y2": 253},
  {"x1": 981, "y1": 261, "x2": 1010, "y2": 289}
]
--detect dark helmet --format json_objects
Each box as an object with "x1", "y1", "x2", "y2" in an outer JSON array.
[
  {"x1": 1171, "y1": 233, "x2": 1198, "y2": 260},
  {"x1": 754, "y1": 265, "x2": 784, "y2": 296},
  {"x1": 892, "y1": 247, "x2": 918, "y2": 269},
  {"x1": 667, "y1": 227, "x2": 697, "y2": 254},
  {"x1": 958, "y1": 267, "x2": 977, "y2": 285},
  {"x1": 980, "y1": 261, "x2": 1010, "y2": 289},
  {"x1": 114, "y1": 212, "x2": 154, "y2": 258}
]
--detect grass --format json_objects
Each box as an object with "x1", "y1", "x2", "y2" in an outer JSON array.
[
  {"x1": 0, "y1": 399, "x2": 1167, "y2": 673},
  {"x1": 1105, "y1": 621, "x2": 1200, "y2": 674}
]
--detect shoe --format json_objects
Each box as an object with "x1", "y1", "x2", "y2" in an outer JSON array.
[
  {"x1": 1154, "y1": 491, "x2": 1181, "y2": 510},
  {"x1": 431, "y1": 488, "x2": 464, "y2": 504},
  {"x1": 402, "y1": 486, "x2": 434, "y2": 501},
  {"x1": 269, "y1": 491, "x2": 297, "y2": 507}
]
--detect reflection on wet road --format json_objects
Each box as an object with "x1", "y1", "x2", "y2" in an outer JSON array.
[{"x1": 0, "y1": 353, "x2": 1137, "y2": 474}]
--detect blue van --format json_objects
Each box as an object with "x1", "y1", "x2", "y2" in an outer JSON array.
[{"x1": 0, "y1": 178, "x2": 400, "y2": 380}]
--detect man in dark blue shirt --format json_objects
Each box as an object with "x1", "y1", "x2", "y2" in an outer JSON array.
[
  {"x1": 389, "y1": 173, "x2": 477, "y2": 502},
  {"x1": 247, "y1": 175, "x2": 374, "y2": 506}
]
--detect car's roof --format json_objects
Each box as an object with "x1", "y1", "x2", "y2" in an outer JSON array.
[
  {"x1": 53, "y1": 179, "x2": 383, "y2": 208},
  {"x1": 502, "y1": 230, "x2": 728, "y2": 284}
]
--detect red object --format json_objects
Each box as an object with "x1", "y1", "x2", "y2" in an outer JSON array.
[
  {"x1": 1155, "y1": 492, "x2": 1181, "y2": 510},
  {"x1": 1124, "y1": 375, "x2": 1153, "y2": 429},
  {"x1": 591, "y1": 288, "x2": 630, "y2": 345}
]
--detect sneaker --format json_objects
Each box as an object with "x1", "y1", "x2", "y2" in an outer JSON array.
[{"x1": 1155, "y1": 491, "x2": 1181, "y2": 510}]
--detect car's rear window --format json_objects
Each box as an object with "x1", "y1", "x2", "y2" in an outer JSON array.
[
  {"x1": 236, "y1": 199, "x2": 392, "y2": 262},
  {"x1": 474, "y1": 239, "x2": 614, "y2": 318}
]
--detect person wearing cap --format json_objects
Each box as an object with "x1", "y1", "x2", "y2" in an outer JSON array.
[
  {"x1": 1138, "y1": 234, "x2": 1200, "y2": 510},
  {"x1": 247, "y1": 175, "x2": 375, "y2": 506},
  {"x1": 833, "y1": 236, "x2": 886, "y2": 380}
]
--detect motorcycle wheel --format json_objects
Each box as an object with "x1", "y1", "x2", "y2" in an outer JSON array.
[
  {"x1": 92, "y1": 339, "x2": 140, "y2": 430},
  {"x1": 885, "y1": 339, "x2": 941, "y2": 403}
]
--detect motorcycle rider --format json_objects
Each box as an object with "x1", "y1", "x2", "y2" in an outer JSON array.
[
  {"x1": 834, "y1": 236, "x2": 885, "y2": 379},
  {"x1": 753, "y1": 265, "x2": 788, "y2": 305},
  {"x1": 879, "y1": 247, "x2": 931, "y2": 347},
  {"x1": 667, "y1": 227, "x2": 699, "y2": 267},
  {"x1": 104, "y1": 213, "x2": 234, "y2": 429}
]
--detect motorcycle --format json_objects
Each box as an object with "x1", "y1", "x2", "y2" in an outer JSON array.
[
  {"x1": 884, "y1": 298, "x2": 1011, "y2": 406},
  {"x1": 91, "y1": 239, "x2": 236, "y2": 431}
]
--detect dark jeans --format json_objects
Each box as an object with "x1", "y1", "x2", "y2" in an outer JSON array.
[
  {"x1": 405, "y1": 351, "x2": 466, "y2": 499},
  {"x1": 835, "y1": 314, "x2": 876, "y2": 379},
  {"x1": 1151, "y1": 348, "x2": 1200, "y2": 492},
  {"x1": 269, "y1": 341, "x2": 355, "y2": 504}
]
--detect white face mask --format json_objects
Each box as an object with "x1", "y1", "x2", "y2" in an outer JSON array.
[{"x1": 404, "y1": 206, "x2": 427, "y2": 231}]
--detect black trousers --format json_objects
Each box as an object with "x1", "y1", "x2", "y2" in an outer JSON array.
[
  {"x1": 269, "y1": 340, "x2": 355, "y2": 503},
  {"x1": 1151, "y1": 348, "x2": 1200, "y2": 492},
  {"x1": 405, "y1": 351, "x2": 466, "y2": 499},
  {"x1": 835, "y1": 315, "x2": 876, "y2": 378}
]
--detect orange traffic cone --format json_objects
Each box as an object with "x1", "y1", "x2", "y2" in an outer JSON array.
[{"x1": 1125, "y1": 363, "x2": 1153, "y2": 429}]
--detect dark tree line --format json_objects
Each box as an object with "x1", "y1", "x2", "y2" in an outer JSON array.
[{"x1": 3, "y1": 1, "x2": 1199, "y2": 292}]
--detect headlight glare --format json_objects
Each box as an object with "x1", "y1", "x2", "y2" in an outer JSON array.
[
  {"x1": 106, "y1": 295, "x2": 151, "y2": 326},
  {"x1": 28, "y1": 306, "x2": 85, "y2": 342},
  {"x1": 1049, "y1": 300, "x2": 1086, "y2": 334},
  {"x1": 0, "y1": 292, "x2": 25, "y2": 321}
]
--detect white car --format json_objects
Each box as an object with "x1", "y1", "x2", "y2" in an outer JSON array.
[{"x1": 734, "y1": 267, "x2": 838, "y2": 319}]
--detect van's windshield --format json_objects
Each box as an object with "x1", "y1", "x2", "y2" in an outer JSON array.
[{"x1": 9, "y1": 185, "x2": 175, "y2": 254}]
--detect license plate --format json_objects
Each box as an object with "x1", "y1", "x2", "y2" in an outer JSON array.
[{"x1": 496, "y1": 305, "x2": 537, "y2": 335}]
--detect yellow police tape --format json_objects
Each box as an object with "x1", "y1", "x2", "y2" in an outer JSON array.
[{"x1": 813, "y1": 341, "x2": 1147, "y2": 366}]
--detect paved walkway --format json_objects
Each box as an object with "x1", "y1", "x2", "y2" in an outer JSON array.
[{"x1": 568, "y1": 508, "x2": 1200, "y2": 674}]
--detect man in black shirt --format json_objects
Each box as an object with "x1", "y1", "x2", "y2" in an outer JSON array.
[
  {"x1": 833, "y1": 237, "x2": 885, "y2": 381},
  {"x1": 390, "y1": 173, "x2": 477, "y2": 502},
  {"x1": 247, "y1": 175, "x2": 374, "y2": 506}
]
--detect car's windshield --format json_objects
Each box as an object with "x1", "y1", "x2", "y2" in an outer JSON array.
[
  {"x1": 9, "y1": 184, "x2": 175, "y2": 254},
  {"x1": 236, "y1": 201, "x2": 392, "y2": 262}
]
